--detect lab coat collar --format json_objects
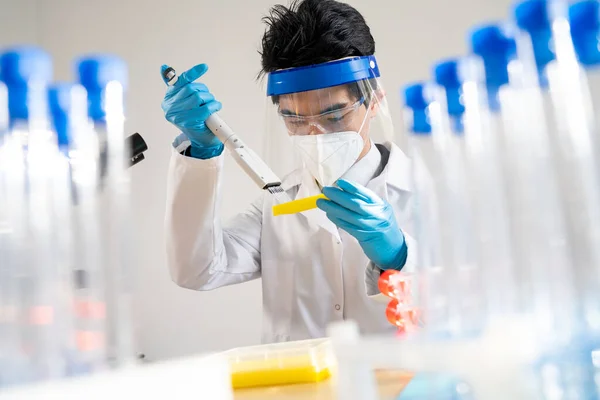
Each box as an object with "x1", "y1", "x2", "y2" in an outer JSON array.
[{"x1": 371, "y1": 141, "x2": 413, "y2": 194}]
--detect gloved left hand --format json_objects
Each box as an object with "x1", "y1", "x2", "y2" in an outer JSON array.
[
  {"x1": 316, "y1": 179, "x2": 408, "y2": 270},
  {"x1": 160, "y1": 63, "x2": 223, "y2": 159}
]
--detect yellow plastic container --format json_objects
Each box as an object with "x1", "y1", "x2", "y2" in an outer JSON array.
[
  {"x1": 272, "y1": 194, "x2": 328, "y2": 216},
  {"x1": 224, "y1": 338, "x2": 335, "y2": 389}
]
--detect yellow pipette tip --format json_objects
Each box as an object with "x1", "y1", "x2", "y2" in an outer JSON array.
[{"x1": 272, "y1": 194, "x2": 328, "y2": 216}]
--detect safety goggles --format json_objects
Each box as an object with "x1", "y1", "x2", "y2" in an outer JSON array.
[{"x1": 277, "y1": 97, "x2": 366, "y2": 135}]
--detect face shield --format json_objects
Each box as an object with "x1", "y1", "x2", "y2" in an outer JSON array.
[{"x1": 263, "y1": 56, "x2": 395, "y2": 188}]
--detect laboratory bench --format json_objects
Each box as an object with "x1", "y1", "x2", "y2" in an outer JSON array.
[
  {"x1": 233, "y1": 369, "x2": 412, "y2": 400},
  {"x1": 0, "y1": 338, "x2": 414, "y2": 399},
  {"x1": 0, "y1": 365, "x2": 413, "y2": 400}
]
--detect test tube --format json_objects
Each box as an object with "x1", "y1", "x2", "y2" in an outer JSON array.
[
  {"x1": 570, "y1": 0, "x2": 600, "y2": 195},
  {"x1": 0, "y1": 47, "x2": 69, "y2": 384},
  {"x1": 402, "y1": 83, "x2": 443, "y2": 337},
  {"x1": 470, "y1": 26, "x2": 535, "y2": 321},
  {"x1": 0, "y1": 74, "x2": 10, "y2": 388},
  {"x1": 45, "y1": 87, "x2": 79, "y2": 380},
  {"x1": 432, "y1": 60, "x2": 486, "y2": 336},
  {"x1": 399, "y1": 84, "x2": 439, "y2": 338},
  {"x1": 476, "y1": 14, "x2": 575, "y2": 343},
  {"x1": 48, "y1": 83, "x2": 107, "y2": 375},
  {"x1": 476, "y1": 8, "x2": 594, "y2": 395},
  {"x1": 75, "y1": 55, "x2": 135, "y2": 368},
  {"x1": 401, "y1": 83, "x2": 474, "y2": 399},
  {"x1": 436, "y1": 56, "x2": 518, "y2": 322},
  {"x1": 0, "y1": 52, "x2": 27, "y2": 388},
  {"x1": 570, "y1": 0, "x2": 600, "y2": 136},
  {"x1": 429, "y1": 68, "x2": 484, "y2": 337},
  {"x1": 515, "y1": 13, "x2": 600, "y2": 398},
  {"x1": 403, "y1": 80, "x2": 482, "y2": 338},
  {"x1": 515, "y1": 0, "x2": 600, "y2": 342}
]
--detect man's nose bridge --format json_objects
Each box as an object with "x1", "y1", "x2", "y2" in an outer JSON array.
[{"x1": 307, "y1": 120, "x2": 327, "y2": 135}]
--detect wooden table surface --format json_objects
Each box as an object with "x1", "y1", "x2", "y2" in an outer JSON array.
[{"x1": 233, "y1": 370, "x2": 413, "y2": 400}]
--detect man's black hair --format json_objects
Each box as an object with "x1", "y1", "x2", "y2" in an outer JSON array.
[{"x1": 259, "y1": 0, "x2": 377, "y2": 104}]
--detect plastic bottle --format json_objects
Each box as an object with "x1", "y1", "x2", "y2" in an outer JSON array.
[
  {"x1": 0, "y1": 70, "x2": 10, "y2": 389},
  {"x1": 48, "y1": 82, "x2": 108, "y2": 375},
  {"x1": 401, "y1": 81, "x2": 473, "y2": 400},
  {"x1": 75, "y1": 55, "x2": 135, "y2": 368},
  {"x1": 432, "y1": 59, "x2": 485, "y2": 337},
  {"x1": 436, "y1": 56, "x2": 518, "y2": 323},
  {"x1": 403, "y1": 81, "x2": 483, "y2": 338},
  {"x1": 570, "y1": 0, "x2": 600, "y2": 138},
  {"x1": 0, "y1": 46, "x2": 69, "y2": 384},
  {"x1": 516, "y1": 0, "x2": 600, "y2": 341},
  {"x1": 402, "y1": 82, "x2": 445, "y2": 337}
]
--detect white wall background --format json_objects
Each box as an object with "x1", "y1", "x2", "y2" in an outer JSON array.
[{"x1": 1, "y1": 0, "x2": 513, "y2": 362}]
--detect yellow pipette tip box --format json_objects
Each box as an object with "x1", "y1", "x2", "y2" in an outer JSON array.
[
  {"x1": 272, "y1": 194, "x2": 328, "y2": 216},
  {"x1": 224, "y1": 338, "x2": 335, "y2": 389}
]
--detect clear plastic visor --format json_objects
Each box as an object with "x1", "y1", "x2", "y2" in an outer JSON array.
[{"x1": 262, "y1": 57, "x2": 395, "y2": 181}]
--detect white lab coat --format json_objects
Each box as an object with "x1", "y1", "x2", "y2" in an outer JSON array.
[{"x1": 165, "y1": 137, "x2": 417, "y2": 343}]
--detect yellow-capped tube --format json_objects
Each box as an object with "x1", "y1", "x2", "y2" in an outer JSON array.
[{"x1": 272, "y1": 194, "x2": 328, "y2": 216}]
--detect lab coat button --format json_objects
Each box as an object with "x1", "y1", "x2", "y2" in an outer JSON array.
[{"x1": 335, "y1": 304, "x2": 341, "y2": 311}]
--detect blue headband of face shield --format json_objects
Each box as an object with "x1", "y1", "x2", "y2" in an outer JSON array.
[{"x1": 266, "y1": 55, "x2": 381, "y2": 96}]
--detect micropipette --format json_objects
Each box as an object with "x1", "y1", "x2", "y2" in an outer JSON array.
[{"x1": 162, "y1": 66, "x2": 286, "y2": 198}]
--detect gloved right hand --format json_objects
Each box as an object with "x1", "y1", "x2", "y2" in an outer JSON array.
[{"x1": 161, "y1": 63, "x2": 223, "y2": 159}]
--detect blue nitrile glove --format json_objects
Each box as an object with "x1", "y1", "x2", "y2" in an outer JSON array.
[
  {"x1": 316, "y1": 179, "x2": 408, "y2": 270},
  {"x1": 160, "y1": 63, "x2": 224, "y2": 159}
]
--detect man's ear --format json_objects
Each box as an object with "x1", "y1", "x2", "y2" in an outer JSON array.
[
  {"x1": 369, "y1": 98, "x2": 380, "y2": 119},
  {"x1": 370, "y1": 102, "x2": 379, "y2": 118},
  {"x1": 369, "y1": 88, "x2": 385, "y2": 118}
]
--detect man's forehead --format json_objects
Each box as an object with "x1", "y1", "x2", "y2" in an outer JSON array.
[{"x1": 279, "y1": 86, "x2": 351, "y2": 107}]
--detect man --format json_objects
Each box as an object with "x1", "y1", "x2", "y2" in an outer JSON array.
[{"x1": 161, "y1": 0, "x2": 416, "y2": 343}]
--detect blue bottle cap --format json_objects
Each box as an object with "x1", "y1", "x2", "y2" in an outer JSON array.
[
  {"x1": 470, "y1": 24, "x2": 517, "y2": 88},
  {"x1": 0, "y1": 46, "x2": 53, "y2": 87},
  {"x1": 48, "y1": 83, "x2": 80, "y2": 148},
  {"x1": 514, "y1": 0, "x2": 550, "y2": 32},
  {"x1": 0, "y1": 46, "x2": 53, "y2": 122},
  {"x1": 403, "y1": 83, "x2": 429, "y2": 111},
  {"x1": 76, "y1": 55, "x2": 128, "y2": 92},
  {"x1": 402, "y1": 83, "x2": 432, "y2": 134},
  {"x1": 434, "y1": 59, "x2": 461, "y2": 89},
  {"x1": 469, "y1": 24, "x2": 517, "y2": 111},
  {"x1": 75, "y1": 55, "x2": 128, "y2": 121},
  {"x1": 433, "y1": 59, "x2": 465, "y2": 118},
  {"x1": 514, "y1": 0, "x2": 556, "y2": 81},
  {"x1": 570, "y1": 1, "x2": 600, "y2": 66}
]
